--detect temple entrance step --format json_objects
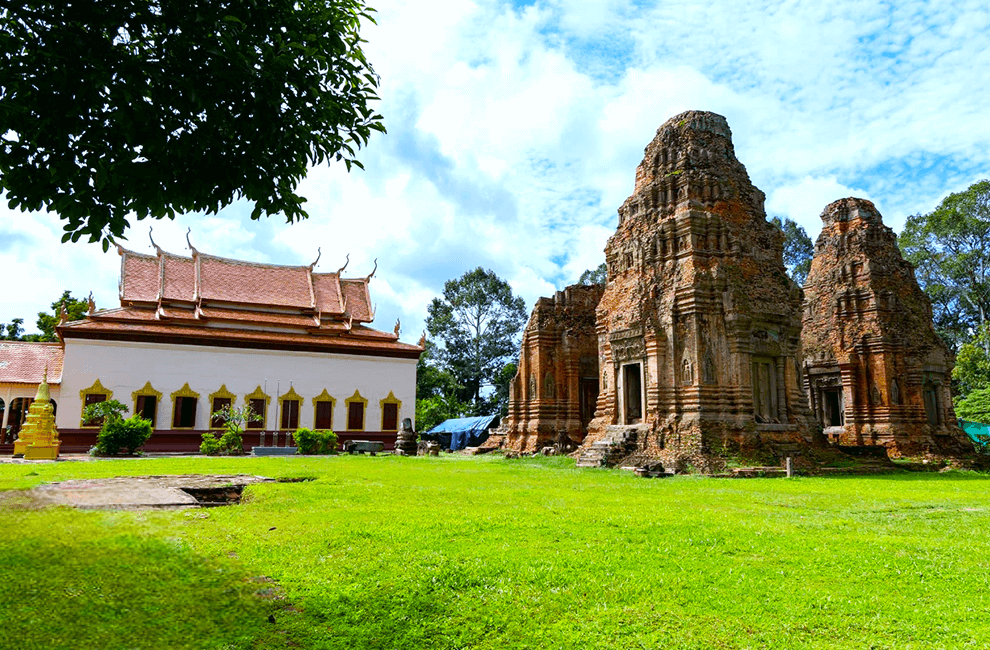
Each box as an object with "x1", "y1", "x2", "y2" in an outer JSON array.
[{"x1": 575, "y1": 424, "x2": 648, "y2": 468}]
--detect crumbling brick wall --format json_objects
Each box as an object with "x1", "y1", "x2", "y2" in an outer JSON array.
[
  {"x1": 802, "y1": 198, "x2": 974, "y2": 457},
  {"x1": 580, "y1": 110, "x2": 815, "y2": 470},
  {"x1": 485, "y1": 283, "x2": 604, "y2": 452}
]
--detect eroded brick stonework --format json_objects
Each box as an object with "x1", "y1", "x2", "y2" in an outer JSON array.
[
  {"x1": 485, "y1": 284, "x2": 604, "y2": 452},
  {"x1": 579, "y1": 111, "x2": 815, "y2": 471},
  {"x1": 802, "y1": 198, "x2": 974, "y2": 457}
]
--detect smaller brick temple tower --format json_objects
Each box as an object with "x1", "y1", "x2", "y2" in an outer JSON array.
[
  {"x1": 577, "y1": 111, "x2": 815, "y2": 471},
  {"x1": 485, "y1": 283, "x2": 604, "y2": 452},
  {"x1": 802, "y1": 198, "x2": 974, "y2": 456}
]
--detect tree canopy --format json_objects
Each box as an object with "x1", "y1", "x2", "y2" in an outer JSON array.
[
  {"x1": 1, "y1": 0, "x2": 385, "y2": 249},
  {"x1": 899, "y1": 180, "x2": 990, "y2": 349},
  {"x1": 770, "y1": 216, "x2": 814, "y2": 286},
  {"x1": 423, "y1": 268, "x2": 527, "y2": 418},
  {"x1": 578, "y1": 263, "x2": 607, "y2": 286}
]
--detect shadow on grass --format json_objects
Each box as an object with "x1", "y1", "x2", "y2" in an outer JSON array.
[{"x1": 0, "y1": 509, "x2": 272, "y2": 650}]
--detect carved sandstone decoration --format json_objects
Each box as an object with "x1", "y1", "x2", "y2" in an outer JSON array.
[
  {"x1": 484, "y1": 283, "x2": 605, "y2": 452},
  {"x1": 801, "y1": 198, "x2": 974, "y2": 457},
  {"x1": 579, "y1": 110, "x2": 815, "y2": 472}
]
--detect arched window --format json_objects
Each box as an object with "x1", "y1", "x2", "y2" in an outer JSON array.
[
  {"x1": 380, "y1": 391, "x2": 401, "y2": 431},
  {"x1": 279, "y1": 386, "x2": 303, "y2": 430},
  {"x1": 80, "y1": 378, "x2": 113, "y2": 427},
  {"x1": 312, "y1": 389, "x2": 336, "y2": 430},
  {"x1": 345, "y1": 390, "x2": 368, "y2": 431},
  {"x1": 208, "y1": 385, "x2": 236, "y2": 428},
  {"x1": 133, "y1": 382, "x2": 163, "y2": 428},
  {"x1": 244, "y1": 386, "x2": 271, "y2": 429},
  {"x1": 170, "y1": 383, "x2": 200, "y2": 429}
]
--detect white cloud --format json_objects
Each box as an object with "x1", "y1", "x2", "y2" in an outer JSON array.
[{"x1": 4, "y1": 0, "x2": 988, "y2": 342}]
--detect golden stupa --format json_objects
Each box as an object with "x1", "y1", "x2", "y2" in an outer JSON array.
[{"x1": 13, "y1": 368, "x2": 60, "y2": 460}]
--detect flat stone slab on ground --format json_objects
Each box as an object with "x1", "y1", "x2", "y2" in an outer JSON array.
[{"x1": 14, "y1": 474, "x2": 276, "y2": 509}]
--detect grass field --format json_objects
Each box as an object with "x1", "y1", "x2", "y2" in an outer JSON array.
[{"x1": 1, "y1": 455, "x2": 989, "y2": 650}]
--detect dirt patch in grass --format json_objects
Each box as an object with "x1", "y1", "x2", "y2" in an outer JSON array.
[{"x1": 9, "y1": 474, "x2": 277, "y2": 510}]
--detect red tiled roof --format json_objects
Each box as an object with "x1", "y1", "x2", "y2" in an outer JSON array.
[
  {"x1": 162, "y1": 254, "x2": 195, "y2": 302},
  {"x1": 60, "y1": 318, "x2": 421, "y2": 358},
  {"x1": 198, "y1": 255, "x2": 314, "y2": 308},
  {"x1": 0, "y1": 342, "x2": 64, "y2": 384},
  {"x1": 197, "y1": 307, "x2": 318, "y2": 327},
  {"x1": 341, "y1": 279, "x2": 372, "y2": 322},
  {"x1": 313, "y1": 273, "x2": 344, "y2": 314},
  {"x1": 120, "y1": 251, "x2": 159, "y2": 303}
]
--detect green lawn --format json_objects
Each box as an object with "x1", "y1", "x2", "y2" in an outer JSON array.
[{"x1": 1, "y1": 455, "x2": 988, "y2": 650}]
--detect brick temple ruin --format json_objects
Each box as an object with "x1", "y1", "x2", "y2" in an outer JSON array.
[
  {"x1": 486, "y1": 109, "x2": 975, "y2": 469},
  {"x1": 802, "y1": 198, "x2": 973, "y2": 457},
  {"x1": 484, "y1": 284, "x2": 603, "y2": 452}
]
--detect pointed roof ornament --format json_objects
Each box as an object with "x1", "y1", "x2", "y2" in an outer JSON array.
[
  {"x1": 366, "y1": 258, "x2": 378, "y2": 281},
  {"x1": 310, "y1": 247, "x2": 322, "y2": 269},
  {"x1": 336, "y1": 253, "x2": 350, "y2": 275},
  {"x1": 149, "y1": 227, "x2": 163, "y2": 255},
  {"x1": 418, "y1": 331, "x2": 427, "y2": 348},
  {"x1": 87, "y1": 292, "x2": 96, "y2": 315},
  {"x1": 394, "y1": 318, "x2": 401, "y2": 338},
  {"x1": 58, "y1": 303, "x2": 68, "y2": 326},
  {"x1": 346, "y1": 314, "x2": 354, "y2": 331},
  {"x1": 185, "y1": 227, "x2": 198, "y2": 254}
]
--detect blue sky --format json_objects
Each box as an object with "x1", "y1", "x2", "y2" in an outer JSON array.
[{"x1": 2, "y1": 0, "x2": 989, "y2": 341}]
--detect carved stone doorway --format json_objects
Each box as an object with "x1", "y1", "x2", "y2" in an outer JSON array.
[
  {"x1": 579, "y1": 377, "x2": 599, "y2": 427},
  {"x1": 823, "y1": 388, "x2": 843, "y2": 427},
  {"x1": 623, "y1": 363, "x2": 642, "y2": 424}
]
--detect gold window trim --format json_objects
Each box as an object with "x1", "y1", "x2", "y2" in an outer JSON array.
[
  {"x1": 312, "y1": 388, "x2": 336, "y2": 431},
  {"x1": 379, "y1": 390, "x2": 402, "y2": 431},
  {"x1": 131, "y1": 381, "x2": 163, "y2": 429},
  {"x1": 278, "y1": 385, "x2": 304, "y2": 430},
  {"x1": 244, "y1": 385, "x2": 271, "y2": 429},
  {"x1": 208, "y1": 384, "x2": 237, "y2": 408},
  {"x1": 344, "y1": 389, "x2": 368, "y2": 431},
  {"x1": 79, "y1": 378, "x2": 113, "y2": 428},
  {"x1": 170, "y1": 383, "x2": 201, "y2": 430}
]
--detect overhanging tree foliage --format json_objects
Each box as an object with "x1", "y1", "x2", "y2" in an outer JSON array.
[
  {"x1": 899, "y1": 180, "x2": 990, "y2": 349},
  {"x1": 1, "y1": 0, "x2": 385, "y2": 248},
  {"x1": 424, "y1": 268, "x2": 527, "y2": 416},
  {"x1": 770, "y1": 216, "x2": 814, "y2": 286},
  {"x1": 579, "y1": 263, "x2": 607, "y2": 285}
]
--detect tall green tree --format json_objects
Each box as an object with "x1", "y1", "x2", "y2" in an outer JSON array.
[
  {"x1": 35, "y1": 291, "x2": 89, "y2": 341},
  {"x1": 0, "y1": 318, "x2": 24, "y2": 341},
  {"x1": 579, "y1": 263, "x2": 607, "y2": 285},
  {"x1": 415, "y1": 339, "x2": 471, "y2": 432},
  {"x1": 770, "y1": 216, "x2": 814, "y2": 286},
  {"x1": 899, "y1": 180, "x2": 990, "y2": 349},
  {"x1": 1, "y1": 0, "x2": 385, "y2": 249},
  {"x1": 425, "y1": 268, "x2": 527, "y2": 413}
]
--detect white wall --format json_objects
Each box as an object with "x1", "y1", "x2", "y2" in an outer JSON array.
[{"x1": 58, "y1": 339, "x2": 417, "y2": 431}]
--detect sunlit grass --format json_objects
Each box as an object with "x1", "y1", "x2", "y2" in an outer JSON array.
[{"x1": 2, "y1": 455, "x2": 988, "y2": 649}]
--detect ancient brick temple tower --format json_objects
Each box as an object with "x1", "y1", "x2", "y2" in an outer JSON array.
[
  {"x1": 578, "y1": 111, "x2": 814, "y2": 470},
  {"x1": 802, "y1": 198, "x2": 974, "y2": 457},
  {"x1": 486, "y1": 284, "x2": 604, "y2": 452}
]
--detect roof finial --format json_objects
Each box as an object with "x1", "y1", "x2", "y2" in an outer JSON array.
[
  {"x1": 418, "y1": 331, "x2": 427, "y2": 348},
  {"x1": 311, "y1": 247, "x2": 322, "y2": 268},
  {"x1": 336, "y1": 253, "x2": 350, "y2": 275},
  {"x1": 346, "y1": 314, "x2": 354, "y2": 331},
  {"x1": 366, "y1": 258, "x2": 378, "y2": 281},
  {"x1": 393, "y1": 319, "x2": 401, "y2": 338},
  {"x1": 185, "y1": 227, "x2": 198, "y2": 254},
  {"x1": 58, "y1": 303, "x2": 68, "y2": 325},
  {"x1": 87, "y1": 292, "x2": 96, "y2": 315},
  {"x1": 149, "y1": 227, "x2": 163, "y2": 254}
]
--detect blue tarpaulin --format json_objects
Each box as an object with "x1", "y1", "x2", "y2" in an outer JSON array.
[
  {"x1": 959, "y1": 420, "x2": 990, "y2": 446},
  {"x1": 428, "y1": 414, "x2": 499, "y2": 451}
]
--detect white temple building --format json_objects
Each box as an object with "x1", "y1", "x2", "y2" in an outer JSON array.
[{"x1": 1, "y1": 239, "x2": 421, "y2": 453}]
